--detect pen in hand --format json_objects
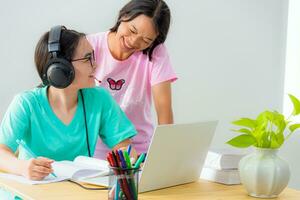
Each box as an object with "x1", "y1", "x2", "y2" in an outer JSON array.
[{"x1": 16, "y1": 139, "x2": 57, "y2": 178}]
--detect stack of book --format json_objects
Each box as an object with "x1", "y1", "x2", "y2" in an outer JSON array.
[{"x1": 200, "y1": 148, "x2": 248, "y2": 185}]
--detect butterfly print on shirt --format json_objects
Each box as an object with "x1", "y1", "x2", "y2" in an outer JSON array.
[{"x1": 107, "y1": 78, "x2": 126, "y2": 90}]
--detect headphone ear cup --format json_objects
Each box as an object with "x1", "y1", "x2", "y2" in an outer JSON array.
[{"x1": 45, "y1": 58, "x2": 75, "y2": 89}]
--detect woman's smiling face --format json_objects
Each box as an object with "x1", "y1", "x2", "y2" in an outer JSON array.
[{"x1": 115, "y1": 14, "x2": 158, "y2": 55}]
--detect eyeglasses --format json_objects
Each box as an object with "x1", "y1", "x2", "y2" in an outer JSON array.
[{"x1": 71, "y1": 50, "x2": 95, "y2": 66}]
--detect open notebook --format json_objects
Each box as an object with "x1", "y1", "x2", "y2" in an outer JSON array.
[{"x1": 0, "y1": 156, "x2": 110, "y2": 186}]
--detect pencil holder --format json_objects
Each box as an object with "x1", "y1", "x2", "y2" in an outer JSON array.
[{"x1": 108, "y1": 166, "x2": 140, "y2": 200}]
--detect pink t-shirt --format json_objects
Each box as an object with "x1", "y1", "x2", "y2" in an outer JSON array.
[{"x1": 87, "y1": 32, "x2": 177, "y2": 159}]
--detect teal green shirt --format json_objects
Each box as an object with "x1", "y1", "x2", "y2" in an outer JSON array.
[{"x1": 0, "y1": 86, "x2": 137, "y2": 161}]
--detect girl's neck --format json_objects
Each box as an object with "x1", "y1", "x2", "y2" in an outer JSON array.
[{"x1": 47, "y1": 86, "x2": 78, "y2": 112}]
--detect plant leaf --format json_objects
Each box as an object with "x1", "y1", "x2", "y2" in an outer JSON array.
[
  {"x1": 226, "y1": 134, "x2": 256, "y2": 148},
  {"x1": 271, "y1": 133, "x2": 284, "y2": 148},
  {"x1": 232, "y1": 118, "x2": 257, "y2": 129},
  {"x1": 252, "y1": 112, "x2": 269, "y2": 139},
  {"x1": 255, "y1": 110, "x2": 286, "y2": 147},
  {"x1": 271, "y1": 111, "x2": 286, "y2": 141},
  {"x1": 231, "y1": 128, "x2": 252, "y2": 135},
  {"x1": 289, "y1": 94, "x2": 300, "y2": 116},
  {"x1": 289, "y1": 123, "x2": 300, "y2": 132},
  {"x1": 274, "y1": 131, "x2": 284, "y2": 146},
  {"x1": 256, "y1": 110, "x2": 274, "y2": 124},
  {"x1": 260, "y1": 131, "x2": 271, "y2": 148}
]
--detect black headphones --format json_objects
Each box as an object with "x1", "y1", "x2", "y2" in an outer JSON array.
[{"x1": 42, "y1": 25, "x2": 75, "y2": 89}]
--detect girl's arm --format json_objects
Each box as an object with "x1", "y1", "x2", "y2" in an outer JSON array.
[
  {"x1": 152, "y1": 81, "x2": 174, "y2": 124},
  {"x1": 0, "y1": 144, "x2": 54, "y2": 180}
]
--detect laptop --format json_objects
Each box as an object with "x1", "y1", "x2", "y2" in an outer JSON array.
[{"x1": 138, "y1": 121, "x2": 218, "y2": 193}]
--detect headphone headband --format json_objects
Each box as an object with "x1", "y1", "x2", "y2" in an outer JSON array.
[
  {"x1": 48, "y1": 26, "x2": 66, "y2": 55},
  {"x1": 42, "y1": 25, "x2": 75, "y2": 88}
]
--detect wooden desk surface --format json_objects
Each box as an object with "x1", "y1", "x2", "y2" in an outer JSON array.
[{"x1": 1, "y1": 177, "x2": 300, "y2": 200}]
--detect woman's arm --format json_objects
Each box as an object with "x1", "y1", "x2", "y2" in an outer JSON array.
[
  {"x1": 152, "y1": 81, "x2": 174, "y2": 124},
  {"x1": 0, "y1": 144, "x2": 54, "y2": 180}
]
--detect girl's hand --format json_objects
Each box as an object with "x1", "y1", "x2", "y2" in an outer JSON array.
[{"x1": 21, "y1": 157, "x2": 54, "y2": 180}]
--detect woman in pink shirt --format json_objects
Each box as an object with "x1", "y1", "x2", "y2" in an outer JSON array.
[{"x1": 88, "y1": 0, "x2": 177, "y2": 159}]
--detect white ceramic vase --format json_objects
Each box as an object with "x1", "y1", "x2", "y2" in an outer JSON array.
[{"x1": 239, "y1": 148, "x2": 290, "y2": 198}]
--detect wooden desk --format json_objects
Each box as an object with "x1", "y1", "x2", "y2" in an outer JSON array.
[{"x1": 1, "y1": 177, "x2": 300, "y2": 200}]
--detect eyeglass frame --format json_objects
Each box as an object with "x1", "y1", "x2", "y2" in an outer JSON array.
[{"x1": 70, "y1": 50, "x2": 95, "y2": 67}]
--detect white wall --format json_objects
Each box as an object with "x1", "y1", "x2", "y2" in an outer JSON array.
[
  {"x1": 0, "y1": 0, "x2": 297, "y2": 189},
  {"x1": 282, "y1": 0, "x2": 300, "y2": 190},
  {"x1": 0, "y1": 0, "x2": 123, "y2": 115},
  {"x1": 167, "y1": 0, "x2": 288, "y2": 141}
]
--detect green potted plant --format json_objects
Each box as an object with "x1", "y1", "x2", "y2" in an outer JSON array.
[{"x1": 226, "y1": 94, "x2": 300, "y2": 198}]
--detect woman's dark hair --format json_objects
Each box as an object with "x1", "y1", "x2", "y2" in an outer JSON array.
[
  {"x1": 110, "y1": 0, "x2": 171, "y2": 61},
  {"x1": 34, "y1": 28, "x2": 85, "y2": 82}
]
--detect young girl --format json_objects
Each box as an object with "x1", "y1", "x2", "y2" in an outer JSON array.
[
  {"x1": 0, "y1": 26, "x2": 136, "y2": 185},
  {"x1": 88, "y1": 0, "x2": 177, "y2": 159}
]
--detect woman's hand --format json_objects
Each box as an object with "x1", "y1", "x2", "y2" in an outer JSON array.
[
  {"x1": 21, "y1": 157, "x2": 54, "y2": 180},
  {"x1": 113, "y1": 140, "x2": 138, "y2": 164}
]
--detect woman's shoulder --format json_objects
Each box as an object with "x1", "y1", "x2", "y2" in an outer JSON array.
[
  {"x1": 133, "y1": 43, "x2": 169, "y2": 63},
  {"x1": 86, "y1": 31, "x2": 108, "y2": 45},
  {"x1": 151, "y1": 43, "x2": 169, "y2": 60},
  {"x1": 87, "y1": 31, "x2": 107, "y2": 37}
]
